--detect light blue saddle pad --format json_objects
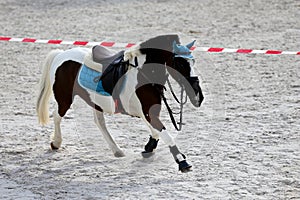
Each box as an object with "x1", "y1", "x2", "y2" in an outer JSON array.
[{"x1": 78, "y1": 64, "x2": 111, "y2": 96}]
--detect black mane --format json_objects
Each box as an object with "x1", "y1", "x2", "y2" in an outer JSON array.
[
  {"x1": 139, "y1": 34, "x2": 180, "y2": 65},
  {"x1": 136, "y1": 35, "x2": 180, "y2": 89},
  {"x1": 139, "y1": 34, "x2": 180, "y2": 53}
]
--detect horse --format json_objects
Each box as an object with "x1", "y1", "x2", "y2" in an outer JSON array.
[{"x1": 36, "y1": 34, "x2": 204, "y2": 172}]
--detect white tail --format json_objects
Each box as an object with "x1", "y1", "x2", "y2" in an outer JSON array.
[{"x1": 36, "y1": 49, "x2": 63, "y2": 125}]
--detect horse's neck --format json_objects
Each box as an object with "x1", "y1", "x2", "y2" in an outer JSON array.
[{"x1": 144, "y1": 49, "x2": 171, "y2": 65}]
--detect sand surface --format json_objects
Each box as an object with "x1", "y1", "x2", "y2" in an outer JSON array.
[{"x1": 0, "y1": 0, "x2": 299, "y2": 199}]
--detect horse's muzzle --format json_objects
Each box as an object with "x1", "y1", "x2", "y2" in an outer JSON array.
[
  {"x1": 186, "y1": 76, "x2": 204, "y2": 108},
  {"x1": 190, "y1": 92, "x2": 203, "y2": 107}
]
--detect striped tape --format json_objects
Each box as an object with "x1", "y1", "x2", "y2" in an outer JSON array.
[{"x1": 1, "y1": 36, "x2": 299, "y2": 55}]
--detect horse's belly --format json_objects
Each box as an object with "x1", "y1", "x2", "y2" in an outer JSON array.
[
  {"x1": 87, "y1": 91, "x2": 116, "y2": 114},
  {"x1": 85, "y1": 88, "x2": 141, "y2": 116}
]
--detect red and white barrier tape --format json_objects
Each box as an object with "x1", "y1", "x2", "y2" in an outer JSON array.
[
  {"x1": 0, "y1": 36, "x2": 136, "y2": 48},
  {"x1": 1, "y1": 36, "x2": 299, "y2": 55}
]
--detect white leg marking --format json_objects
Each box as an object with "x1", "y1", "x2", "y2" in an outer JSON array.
[
  {"x1": 51, "y1": 109, "x2": 62, "y2": 148},
  {"x1": 141, "y1": 117, "x2": 175, "y2": 146},
  {"x1": 158, "y1": 130, "x2": 186, "y2": 161},
  {"x1": 159, "y1": 130, "x2": 176, "y2": 147},
  {"x1": 141, "y1": 114, "x2": 161, "y2": 140},
  {"x1": 93, "y1": 110, "x2": 125, "y2": 157},
  {"x1": 142, "y1": 117, "x2": 186, "y2": 163}
]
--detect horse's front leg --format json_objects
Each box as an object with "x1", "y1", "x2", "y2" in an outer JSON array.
[
  {"x1": 93, "y1": 109, "x2": 125, "y2": 157},
  {"x1": 141, "y1": 123, "x2": 160, "y2": 158},
  {"x1": 142, "y1": 115, "x2": 192, "y2": 172},
  {"x1": 164, "y1": 132, "x2": 193, "y2": 172}
]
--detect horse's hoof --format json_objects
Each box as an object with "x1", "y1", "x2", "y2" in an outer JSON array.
[
  {"x1": 114, "y1": 151, "x2": 125, "y2": 157},
  {"x1": 141, "y1": 151, "x2": 155, "y2": 158},
  {"x1": 178, "y1": 160, "x2": 192, "y2": 173},
  {"x1": 50, "y1": 142, "x2": 59, "y2": 150},
  {"x1": 144, "y1": 136, "x2": 159, "y2": 152}
]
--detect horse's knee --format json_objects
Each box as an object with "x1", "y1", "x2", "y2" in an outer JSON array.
[{"x1": 147, "y1": 104, "x2": 165, "y2": 131}]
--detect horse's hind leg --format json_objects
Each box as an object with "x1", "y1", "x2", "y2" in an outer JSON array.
[
  {"x1": 50, "y1": 96, "x2": 73, "y2": 150},
  {"x1": 50, "y1": 109, "x2": 63, "y2": 149},
  {"x1": 93, "y1": 109, "x2": 125, "y2": 157},
  {"x1": 50, "y1": 61, "x2": 77, "y2": 149}
]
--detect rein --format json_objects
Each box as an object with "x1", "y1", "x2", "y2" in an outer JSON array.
[
  {"x1": 136, "y1": 62, "x2": 188, "y2": 131},
  {"x1": 162, "y1": 77, "x2": 187, "y2": 131},
  {"x1": 129, "y1": 55, "x2": 188, "y2": 131},
  {"x1": 167, "y1": 78, "x2": 181, "y2": 104}
]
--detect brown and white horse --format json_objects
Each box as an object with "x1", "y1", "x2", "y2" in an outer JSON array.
[{"x1": 36, "y1": 34, "x2": 204, "y2": 172}]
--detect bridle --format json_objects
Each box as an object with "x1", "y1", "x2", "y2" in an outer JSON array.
[{"x1": 163, "y1": 56, "x2": 199, "y2": 131}]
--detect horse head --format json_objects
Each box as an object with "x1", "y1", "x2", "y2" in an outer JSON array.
[
  {"x1": 170, "y1": 40, "x2": 204, "y2": 107},
  {"x1": 124, "y1": 34, "x2": 204, "y2": 107}
]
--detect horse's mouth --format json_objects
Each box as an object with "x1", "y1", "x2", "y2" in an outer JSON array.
[{"x1": 190, "y1": 93, "x2": 203, "y2": 108}]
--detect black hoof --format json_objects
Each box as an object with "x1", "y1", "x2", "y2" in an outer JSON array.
[
  {"x1": 141, "y1": 151, "x2": 155, "y2": 158},
  {"x1": 50, "y1": 142, "x2": 59, "y2": 150},
  {"x1": 178, "y1": 160, "x2": 192, "y2": 173},
  {"x1": 114, "y1": 151, "x2": 125, "y2": 157},
  {"x1": 144, "y1": 136, "x2": 159, "y2": 152}
]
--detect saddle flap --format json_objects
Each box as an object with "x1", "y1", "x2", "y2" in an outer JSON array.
[
  {"x1": 83, "y1": 52, "x2": 103, "y2": 72},
  {"x1": 100, "y1": 52, "x2": 127, "y2": 95}
]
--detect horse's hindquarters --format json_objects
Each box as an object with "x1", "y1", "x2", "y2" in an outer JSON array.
[{"x1": 50, "y1": 48, "x2": 91, "y2": 85}]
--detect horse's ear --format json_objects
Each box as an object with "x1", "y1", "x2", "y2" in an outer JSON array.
[
  {"x1": 186, "y1": 40, "x2": 196, "y2": 49},
  {"x1": 173, "y1": 41, "x2": 180, "y2": 53}
]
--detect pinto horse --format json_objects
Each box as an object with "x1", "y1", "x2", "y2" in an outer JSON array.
[{"x1": 36, "y1": 34, "x2": 204, "y2": 172}]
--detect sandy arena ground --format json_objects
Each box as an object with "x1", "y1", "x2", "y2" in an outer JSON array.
[{"x1": 0, "y1": 0, "x2": 299, "y2": 199}]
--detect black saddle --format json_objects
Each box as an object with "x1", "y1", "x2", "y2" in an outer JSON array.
[
  {"x1": 92, "y1": 45, "x2": 125, "y2": 71},
  {"x1": 92, "y1": 45, "x2": 129, "y2": 114}
]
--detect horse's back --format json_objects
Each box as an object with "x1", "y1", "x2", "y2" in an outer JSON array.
[{"x1": 50, "y1": 48, "x2": 91, "y2": 85}]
